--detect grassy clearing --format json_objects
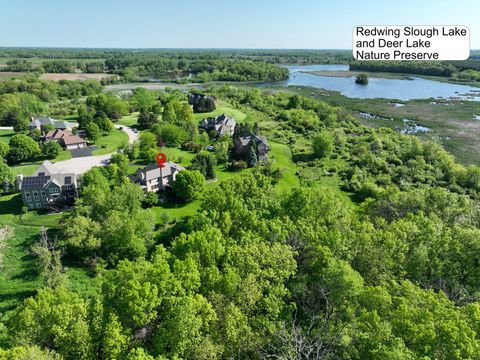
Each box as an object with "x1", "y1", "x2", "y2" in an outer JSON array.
[
  {"x1": 0, "y1": 72, "x2": 27, "y2": 82},
  {"x1": 152, "y1": 200, "x2": 200, "y2": 223},
  {"x1": 0, "y1": 129, "x2": 15, "y2": 144},
  {"x1": 193, "y1": 100, "x2": 249, "y2": 123},
  {"x1": 92, "y1": 129, "x2": 129, "y2": 155},
  {"x1": 10, "y1": 163, "x2": 41, "y2": 176},
  {"x1": 118, "y1": 112, "x2": 140, "y2": 127},
  {"x1": 269, "y1": 142, "x2": 300, "y2": 192}
]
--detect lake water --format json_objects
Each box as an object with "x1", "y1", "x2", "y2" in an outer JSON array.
[{"x1": 264, "y1": 64, "x2": 480, "y2": 101}]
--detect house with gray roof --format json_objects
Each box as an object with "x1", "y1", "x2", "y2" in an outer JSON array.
[
  {"x1": 29, "y1": 116, "x2": 74, "y2": 134},
  {"x1": 17, "y1": 161, "x2": 79, "y2": 211},
  {"x1": 200, "y1": 113, "x2": 236, "y2": 137},
  {"x1": 129, "y1": 161, "x2": 185, "y2": 193},
  {"x1": 233, "y1": 131, "x2": 269, "y2": 161}
]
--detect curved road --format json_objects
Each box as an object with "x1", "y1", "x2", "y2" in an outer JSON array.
[{"x1": 4, "y1": 124, "x2": 139, "y2": 175}]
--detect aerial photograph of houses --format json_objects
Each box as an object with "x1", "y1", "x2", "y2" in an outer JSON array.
[{"x1": 0, "y1": 0, "x2": 480, "y2": 359}]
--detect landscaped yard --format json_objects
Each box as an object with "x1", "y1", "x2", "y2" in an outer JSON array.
[
  {"x1": 118, "y1": 112, "x2": 140, "y2": 127},
  {"x1": 192, "y1": 100, "x2": 249, "y2": 123},
  {"x1": 0, "y1": 129, "x2": 15, "y2": 144},
  {"x1": 92, "y1": 129, "x2": 129, "y2": 155}
]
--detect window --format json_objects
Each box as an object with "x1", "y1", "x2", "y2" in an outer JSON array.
[
  {"x1": 35, "y1": 203, "x2": 41, "y2": 209},
  {"x1": 25, "y1": 191, "x2": 31, "y2": 202},
  {"x1": 41, "y1": 191, "x2": 47, "y2": 200},
  {"x1": 49, "y1": 187, "x2": 59, "y2": 194},
  {"x1": 33, "y1": 191, "x2": 39, "y2": 201}
]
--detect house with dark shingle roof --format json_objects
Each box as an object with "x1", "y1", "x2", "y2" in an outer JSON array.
[
  {"x1": 234, "y1": 131, "x2": 269, "y2": 161},
  {"x1": 129, "y1": 161, "x2": 185, "y2": 193},
  {"x1": 17, "y1": 161, "x2": 79, "y2": 210},
  {"x1": 199, "y1": 113, "x2": 237, "y2": 137},
  {"x1": 29, "y1": 116, "x2": 75, "y2": 134}
]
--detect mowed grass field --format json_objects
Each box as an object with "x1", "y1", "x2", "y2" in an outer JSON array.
[
  {"x1": 92, "y1": 129, "x2": 129, "y2": 155},
  {"x1": 0, "y1": 129, "x2": 15, "y2": 143}
]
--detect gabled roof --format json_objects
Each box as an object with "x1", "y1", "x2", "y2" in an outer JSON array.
[
  {"x1": 133, "y1": 161, "x2": 185, "y2": 183},
  {"x1": 19, "y1": 161, "x2": 77, "y2": 191},
  {"x1": 29, "y1": 117, "x2": 74, "y2": 130},
  {"x1": 45, "y1": 129, "x2": 68, "y2": 140},
  {"x1": 63, "y1": 135, "x2": 86, "y2": 145}
]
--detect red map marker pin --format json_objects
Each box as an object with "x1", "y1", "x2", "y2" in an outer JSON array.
[{"x1": 156, "y1": 153, "x2": 167, "y2": 168}]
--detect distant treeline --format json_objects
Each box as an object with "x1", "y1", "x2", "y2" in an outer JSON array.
[
  {"x1": 350, "y1": 60, "x2": 457, "y2": 76},
  {"x1": 0, "y1": 48, "x2": 352, "y2": 64},
  {"x1": 350, "y1": 59, "x2": 480, "y2": 82}
]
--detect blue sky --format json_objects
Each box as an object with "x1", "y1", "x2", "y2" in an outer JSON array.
[{"x1": 0, "y1": 0, "x2": 478, "y2": 48}]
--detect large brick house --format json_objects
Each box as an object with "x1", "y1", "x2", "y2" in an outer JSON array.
[
  {"x1": 17, "y1": 161, "x2": 79, "y2": 211},
  {"x1": 129, "y1": 161, "x2": 185, "y2": 193}
]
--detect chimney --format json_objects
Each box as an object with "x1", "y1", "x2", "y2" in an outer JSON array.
[{"x1": 16, "y1": 174, "x2": 23, "y2": 190}]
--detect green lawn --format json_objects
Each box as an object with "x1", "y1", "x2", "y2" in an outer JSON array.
[
  {"x1": 0, "y1": 224, "x2": 42, "y2": 312},
  {"x1": 92, "y1": 129, "x2": 129, "y2": 155},
  {"x1": 0, "y1": 129, "x2": 15, "y2": 144},
  {"x1": 10, "y1": 163, "x2": 41, "y2": 176},
  {"x1": 151, "y1": 200, "x2": 200, "y2": 223},
  {"x1": 52, "y1": 150, "x2": 72, "y2": 162},
  {"x1": 118, "y1": 112, "x2": 139, "y2": 127},
  {"x1": 192, "y1": 100, "x2": 249, "y2": 123},
  {"x1": 269, "y1": 141, "x2": 300, "y2": 192}
]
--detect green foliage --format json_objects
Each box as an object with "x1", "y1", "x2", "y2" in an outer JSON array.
[
  {"x1": 12, "y1": 287, "x2": 93, "y2": 359},
  {"x1": 42, "y1": 141, "x2": 62, "y2": 159},
  {"x1": 143, "y1": 191, "x2": 158, "y2": 208},
  {"x1": 63, "y1": 171, "x2": 155, "y2": 265},
  {"x1": 152, "y1": 123, "x2": 187, "y2": 147},
  {"x1": 7, "y1": 134, "x2": 41, "y2": 164},
  {"x1": 85, "y1": 122, "x2": 100, "y2": 142},
  {"x1": 355, "y1": 73, "x2": 369, "y2": 84},
  {"x1": 139, "y1": 131, "x2": 157, "y2": 158},
  {"x1": 138, "y1": 111, "x2": 158, "y2": 129},
  {"x1": 312, "y1": 131, "x2": 334, "y2": 158},
  {"x1": 130, "y1": 87, "x2": 159, "y2": 113},
  {"x1": 0, "y1": 161, "x2": 15, "y2": 194},
  {"x1": 173, "y1": 170, "x2": 205, "y2": 203},
  {"x1": 0, "y1": 92, "x2": 46, "y2": 129},
  {"x1": 189, "y1": 153, "x2": 217, "y2": 179},
  {"x1": 30, "y1": 227, "x2": 64, "y2": 288},
  {"x1": 0, "y1": 142, "x2": 9, "y2": 158},
  {"x1": 86, "y1": 94, "x2": 128, "y2": 121}
]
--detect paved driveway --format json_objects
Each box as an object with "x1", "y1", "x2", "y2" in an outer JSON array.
[
  {"x1": 55, "y1": 154, "x2": 112, "y2": 175},
  {"x1": 55, "y1": 126, "x2": 137, "y2": 174},
  {"x1": 115, "y1": 125, "x2": 138, "y2": 144}
]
